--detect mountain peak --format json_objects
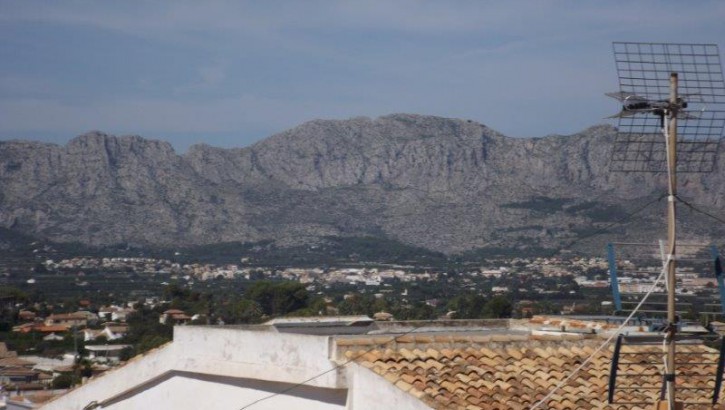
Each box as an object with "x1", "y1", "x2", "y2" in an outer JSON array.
[
  {"x1": 0, "y1": 116, "x2": 722, "y2": 253},
  {"x1": 66, "y1": 131, "x2": 177, "y2": 156}
]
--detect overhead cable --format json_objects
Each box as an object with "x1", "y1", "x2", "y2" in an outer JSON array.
[
  {"x1": 676, "y1": 195, "x2": 725, "y2": 226},
  {"x1": 529, "y1": 260, "x2": 668, "y2": 410}
]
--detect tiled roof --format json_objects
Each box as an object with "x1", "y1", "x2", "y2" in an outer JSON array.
[
  {"x1": 528, "y1": 315, "x2": 619, "y2": 330},
  {"x1": 47, "y1": 313, "x2": 87, "y2": 320},
  {"x1": 0, "y1": 341, "x2": 16, "y2": 357},
  {"x1": 0, "y1": 357, "x2": 34, "y2": 367},
  {"x1": 35, "y1": 325, "x2": 71, "y2": 333},
  {"x1": 18, "y1": 310, "x2": 36, "y2": 319},
  {"x1": 338, "y1": 334, "x2": 725, "y2": 410},
  {"x1": 106, "y1": 325, "x2": 129, "y2": 333},
  {"x1": 0, "y1": 366, "x2": 39, "y2": 376},
  {"x1": 8, "y1": 392, "x2": 56, "y2": 404}
]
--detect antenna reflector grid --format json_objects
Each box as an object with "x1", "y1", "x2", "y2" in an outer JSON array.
[{"x1": 610, "y1": 42, "x2": 725, "y2": 173}]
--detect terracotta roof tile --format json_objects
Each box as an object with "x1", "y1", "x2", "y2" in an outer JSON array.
[
  {"x1": 339, "y1": 334, "x2": 724, "y2": 410},
  {"x1": 0, "y1": 357, "x2": 34, "y2": 367}
]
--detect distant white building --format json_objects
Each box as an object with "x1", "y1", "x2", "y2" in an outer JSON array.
[{"x1": 84, "y1": 345, "x2": 131, "y2": 363}]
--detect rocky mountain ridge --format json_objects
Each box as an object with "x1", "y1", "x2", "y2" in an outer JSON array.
[{"x1": 1, "y1": 114, "x2": 724, "y2": 254}]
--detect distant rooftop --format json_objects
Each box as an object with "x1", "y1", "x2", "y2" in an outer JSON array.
[
  {"x1": 260, "y1": 316, "x2": 520, "y2": 337},
  {"x1": 264, "y1": 315, "x2": 373, "y2": 326}
]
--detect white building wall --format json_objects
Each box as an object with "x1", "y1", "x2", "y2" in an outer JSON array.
[
  {"x1": 41, "y1": 326, "x2": 346, "y2": 410},
  {"x1": 172, "y1": 326, "x2": 345, "y2": 388},
  {"x1": 40, "y1": 326, "x2": 431, "y2": 410},
  {"x1": 346, "y1": 363, "x2": 431, "y2": 410},
  {"x1": 41, "y1": 343, "x2": 179, "y2": 410},
  {"x1": 103, "y1": 373, "x2": 345, "y2": 410}
]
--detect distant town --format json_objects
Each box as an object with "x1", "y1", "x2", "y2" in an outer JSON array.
[
  {"x1": 1, "y1": 245, "x2": 722, "y2": 403},
  {"x1": 38, "y1": 253, "x2": 719, "y2": 294}
]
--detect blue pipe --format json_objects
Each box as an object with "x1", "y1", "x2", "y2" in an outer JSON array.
[{"x1": 608, "y1": 243, "x2": 622, "y2": 312}]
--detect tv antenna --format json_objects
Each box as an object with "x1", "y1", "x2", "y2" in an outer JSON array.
[{"x1": 607, "y1": 42, "x2": 725, "y2": 409}]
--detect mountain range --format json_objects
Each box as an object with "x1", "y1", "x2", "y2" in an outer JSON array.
[{"x1": 1, "y1": 114, "x2": 724, "y2": 255}]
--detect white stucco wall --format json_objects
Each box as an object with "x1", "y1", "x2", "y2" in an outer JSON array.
[
  {"x1": 41, "y1": 341, "x2": 179, "y2": 410},
  {"x1": 103, "y1": 372, "x2": 346, "y2": 410},
  {"x1": 172, "y1": 326, "x2": 345, "y2": 388},
  {"x1": 40, "y1": 326, "x2": 346, "y2": 410},
  {"x1": 40, "y1": 326, "x2": 432, "y2": 410},
  {"x1": 346, "y1": 363, "x2": 431, "y2": 410}
]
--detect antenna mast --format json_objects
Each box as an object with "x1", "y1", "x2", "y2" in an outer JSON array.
[
  {"x1": 664, "y1": 71, "x2": 679, "y2": 410},
  {"x1": 608, "y1": 42, "x2": 725, "y2": 410}
]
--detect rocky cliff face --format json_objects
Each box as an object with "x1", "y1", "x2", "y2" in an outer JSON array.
[{"x1": 1, "y1": 114, "x2": 723, "y2": 253}]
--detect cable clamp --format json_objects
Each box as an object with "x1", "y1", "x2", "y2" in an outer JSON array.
[
  {"x1": 664, "y1": 373, "x2": 676, "y2": 382},
  {"x1": 668, "y1": 195, "x2": 676, "y2": 202}
]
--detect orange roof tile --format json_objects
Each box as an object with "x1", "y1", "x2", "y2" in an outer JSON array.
[
  {"x1": 338, "y1": 335, "x2": 724, "y2": 410},
  {"x1": 35, "y1": 325, "x2": 70, "y2": 333},
  {"x1": 47, "y1": 313, "x2": 87, "y2": 321},
  {"x1": 0, "y1": 357, "x2": 34, "y2": 367}
]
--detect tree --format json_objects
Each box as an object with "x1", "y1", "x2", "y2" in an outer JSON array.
[
  {"x1": 227, "y1": 299, "x2": 263, "y2": 324},
  {"x1": 52, "y1": 374, "x2": 74, "y2": 389},
  {"x1": 447, "y1": 293, "x2": 487, "y2": 319},
  {"x1": 137, "y1": 335, "x2": 169, "y2": 353},
  {"x1": 0, "y1": 286, "x2": 28, "y2": 303},
  {"x1": 32, "y1": 263, "x2": 48, "y2": 274},
  {"x1": 392, "y1": 302, "x2": 436, "y2": 320},
  {"x1": 120, "y1": 307, "x2": 173, "y2": 354},
  {"x1": 163, "y1": 283, "x2": 191, "y2": 302},
  {"x1": 119, "y1": 346, "x2": 135, "y2": 361},
  {"x1": 291, "y1": 297, "x2": 328, "y2": 317},
  {"x1": 484, "y1": 296, "x2": 513, "y2": 318},
  {"x1": 246, "y1": 281, "x2": 309, "y2": 316},
  {"x1": 337, "y1": 294, "x2": 376, "y2": 316}
]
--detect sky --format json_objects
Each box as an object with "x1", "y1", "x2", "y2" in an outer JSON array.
[{"x1": 1, "y1": 1, "x2": 724, "y2": 152}]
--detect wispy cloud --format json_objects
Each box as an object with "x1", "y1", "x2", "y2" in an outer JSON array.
[
  {"x1": 0, "y1": 1, "x2": 723, "y2": 150},
  {"x1": 172, "y1": 63, "x2": 228, "y2": 96}
]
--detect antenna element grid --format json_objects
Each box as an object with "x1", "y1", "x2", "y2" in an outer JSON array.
[{"x1": 610, "y1": 42, "x2": 725, "y2": 173}]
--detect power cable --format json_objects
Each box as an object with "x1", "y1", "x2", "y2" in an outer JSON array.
[
  {"x1": 540, "y1": 193, "x2": 666, "y2": 258},
  {"x1": 532, "y1": 202, "x2": 685, "y2": 410},
  {"x1": 675, "y1": 195, "x2": 725, "y2": 226},
  {"x1": 237, "y1": 320, "x2": 432, "y2": 410},
  {"x1": 529, "y1": 259, "x2": 668, "y2": 410}
]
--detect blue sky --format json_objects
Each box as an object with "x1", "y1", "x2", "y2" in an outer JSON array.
[{"x1": 1, "y1": 1, "x2": 724, "y2": 152}]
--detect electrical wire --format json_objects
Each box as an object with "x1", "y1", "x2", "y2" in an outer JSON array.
[
  {"x1": 676, "y1": 195, "x2": 725, "y2": 226},
  {"x1": 529, "y1": 259, "x2": 668, "y2": 410},
  {"x1": 540, "y1": 193, "x2": 666, "y2": 259},
  {"x1": 237, "y1": 320, "x2": 432, "y2": 410}
]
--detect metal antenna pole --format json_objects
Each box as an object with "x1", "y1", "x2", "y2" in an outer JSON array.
[
  {"x1": 664, "y1": 72, "x2": 679, "y2": 410},
  {"x1": 608, "y1": 41, "x2": 725, "y2": 410}
]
